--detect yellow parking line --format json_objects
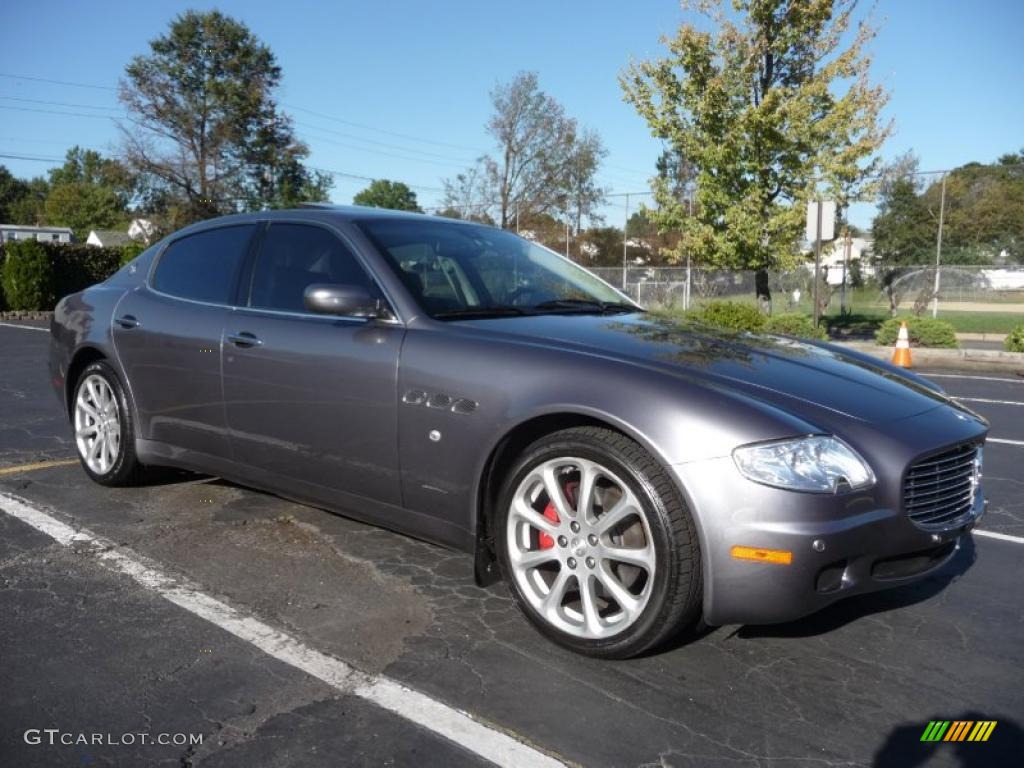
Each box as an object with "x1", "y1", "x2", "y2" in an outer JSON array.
[{"x1": 0, "y1": 459, "x2": 79, "y2": 476}]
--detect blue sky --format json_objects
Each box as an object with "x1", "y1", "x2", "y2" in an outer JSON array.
[{"x1": 1, "y1": 0, "x2": 1021, "y2": 228}]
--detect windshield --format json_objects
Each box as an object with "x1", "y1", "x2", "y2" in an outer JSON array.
[{"x1": 356, "y1": 217, "x2": 637, "y2": 319}]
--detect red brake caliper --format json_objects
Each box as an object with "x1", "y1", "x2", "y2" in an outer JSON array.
[
  {"x1": 537, "y1": 502, "x2": 560, "y2": 550},
  {"x1": 537, "y1": 480, "x2": 578, "y2": 550}
]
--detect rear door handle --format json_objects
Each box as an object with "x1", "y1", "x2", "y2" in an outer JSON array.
[
  {"x1": 116, "y1": 314, "x2": 140, "y2": 329},
  {"x1": 227, "y1": 331, "x2": 262, "y2": 348}
]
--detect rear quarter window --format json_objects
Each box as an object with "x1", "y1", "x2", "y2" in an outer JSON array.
[{"x1": 152, "y1": 225, "x2": 256, "y2": 304}]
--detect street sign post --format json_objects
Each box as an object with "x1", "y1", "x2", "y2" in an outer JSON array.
[{"x1": 807, "y1": 200, "x2": 836, "y2": 327}]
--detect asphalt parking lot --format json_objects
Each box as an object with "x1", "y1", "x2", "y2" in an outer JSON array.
[{"x1": 1, "y1": 320, "x2": 1022, "y2": 767}]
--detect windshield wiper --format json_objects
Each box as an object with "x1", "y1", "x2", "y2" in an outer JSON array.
[
  {"x1": 531, "y1": 298, "x2": 641, "y2": 315},
  {"x1": 433, "y1": 306, "x2": 530, "y2": 320}
]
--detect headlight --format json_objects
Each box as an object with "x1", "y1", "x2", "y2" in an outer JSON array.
[{"x1": 732, "y1": 436, "x2": 875, "y2": 493}]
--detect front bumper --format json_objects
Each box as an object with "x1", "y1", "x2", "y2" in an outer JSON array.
[{"x1": 673, "y1": 454, "x2": 986, "y2": 627}]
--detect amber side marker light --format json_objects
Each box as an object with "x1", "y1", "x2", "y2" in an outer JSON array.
[{"x1": 730, "y1": 546, "x2": 793, "y2": 565}]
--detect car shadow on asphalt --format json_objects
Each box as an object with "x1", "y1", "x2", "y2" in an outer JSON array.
[
  {"x1": 731, "y1": 534, "x2": 977, "y2": 640},
  {"x1": 873, "y1": 711, "x2": 1023, "y2": 768}
]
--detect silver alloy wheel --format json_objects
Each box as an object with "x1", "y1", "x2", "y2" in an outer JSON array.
[
  {"x1": 74, "y1": 374, "x2": 121, "y2": 475},
  {"x1": 506, "y1": 456, "x2": 656, "y2": 639}
]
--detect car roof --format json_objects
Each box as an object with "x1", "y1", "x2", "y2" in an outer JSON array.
[{"x1": 172, "y1": 205, "x2": 496, "y2": 238}]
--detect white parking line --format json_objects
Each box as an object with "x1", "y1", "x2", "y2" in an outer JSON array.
[
  {"x1": 925, "y1": 373, "x2": 1023, "y2": 384},
  {"x1": 988, "y1": 438, "x2": 1024, "y2": 446},
  {"x1": 0, "y1": 492, "x2": 564, "y2": 768},
  {"x1": 973, "y1": 529, "x2": 1024, "y2": 545},
  {"x1": 0, "y1": 322, "x2": 47, "y2": 332},
  {"x1": 955, "y1": 397, "x2": 1024, "y2": 407}
]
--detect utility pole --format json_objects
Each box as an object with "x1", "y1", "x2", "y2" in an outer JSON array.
[
  {"x1": 685, "y1": 190, "x2": 694, "y2": 311},
  {"x1": 515, "y1": 203, "x2": 519, "y2": 233},
  {"x1": 812, "y1": 199, "x2": 824, "y2": 328},
  {"x1": 622, "y1": 193, "x2": 630, "y2": 287},
  {"x1": 932, "y1": 173, "x2": 947, "y2": 319},
  {"x1": 565, "y1": 218, "x2": 570, "y2": 258},
  {"x1": 840, "y1": 228, "x2": 851, "y2": 317}
]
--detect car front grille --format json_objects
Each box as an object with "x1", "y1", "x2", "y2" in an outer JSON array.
[{"x1": 903, "y1": 443, "x2": 981, "y2": 530}]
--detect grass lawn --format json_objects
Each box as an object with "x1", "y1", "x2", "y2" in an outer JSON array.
[{"x1": 824, "y1": 309, "x2": 1023, "y2": 336}]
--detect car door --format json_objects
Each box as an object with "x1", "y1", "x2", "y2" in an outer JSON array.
[
  {"x1": 112, "y1": 224, "x2": 257, "y2": 460},
  {"x1": 222, "y1": 220, "x2": 404, "y2": 507}
]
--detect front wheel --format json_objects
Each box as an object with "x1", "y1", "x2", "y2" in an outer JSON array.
[
  {"x1": 495, "y1": 426, "x2": 702, "y2": 658},
  {"x1": 73, "y1": 360, "x2": 144, "y2": 486}
]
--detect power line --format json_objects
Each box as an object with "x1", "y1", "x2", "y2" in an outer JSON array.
[
  {"x1": 0, "y1": 72, "x2": 117, "y2": 91},
  {"x1": 294, "y1": 123, "x2": 470, "y2": 169},
  {"x1": 283, "y1": 103, "x2": 485, "y2": 153},
  {"x1": 0, "y1": 152, "x2": 65, "y2": 163},
  {"x1": 295, "y1": 120, "x2": 476, "y2": 163},
  {"x1": 0, "y1": 95, "x2": 122, "y2": 112},
  {"x1": 0, "y1": 104, "x2": 118, "y2": 120}
]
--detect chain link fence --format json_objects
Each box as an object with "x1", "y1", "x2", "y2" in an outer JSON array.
[{"x1": 590, "y1": 265, "x2": 1024, "y2": 317}]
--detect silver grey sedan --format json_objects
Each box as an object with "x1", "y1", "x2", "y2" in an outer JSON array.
[{"x1": 49, "y1": 207, "x2": 987, "y2": 658}]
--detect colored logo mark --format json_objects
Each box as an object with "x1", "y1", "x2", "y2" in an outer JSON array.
[{"x1": 920, "y1": 720, "x2": 997, "y2": 742}]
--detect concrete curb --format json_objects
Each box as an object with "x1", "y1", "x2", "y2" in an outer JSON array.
[
  {"x1": 0, "y1": 310, "x2": 53, "y2": 321},
  {"x1": 956, "y1": 332, "x2": 1008, "y2": 342},
  {"x1": 832, "y1": 341, "x2": 1024, "y2": 374}
]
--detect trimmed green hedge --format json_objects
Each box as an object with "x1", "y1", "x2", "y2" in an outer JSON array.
[
  {"x1": 693, "y1": 300, "x2": 767, "y2": 332},
  {"x1": 0, "y1": 241, "x2": 125, "y2": 311},
  {"x1": 1, "y1": 240, "x2": 55, "y2": 311},
  {"x1": 875, "y1": 316, "x2": 959, "y2": 348},
  {"x1": 678, "y1": 301, "x2": 826, "y2": 340},
  {"x1": 764, "y1": 313, "x2": 828, "y2": 340},
  {"x1": 1005, "y1": 323, "x2": 1024, "y2": 353}
]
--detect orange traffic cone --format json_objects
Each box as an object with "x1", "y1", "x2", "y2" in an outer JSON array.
[{"x1": 892, "y1": 321, "x2": 912, "y2": 368}]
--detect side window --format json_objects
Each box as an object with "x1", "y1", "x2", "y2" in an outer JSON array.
[
  {"x1": 249, "y1": 223, "x2": 373, "y2": 313},
  {"x1": 152, "y1": 225, "x2": 255, "y2": 304}
]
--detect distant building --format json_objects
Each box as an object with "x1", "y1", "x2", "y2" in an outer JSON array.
[
  {"x1": 0, "y1": 224, "x2": 73, "y2": 244},
  {"x1": 128, "y1": 218, "x2": 157, "y2": 244},
  {"x1": 86, "y1": 229, "x2": 133, "y2": 248},
  {"x1": 805, "y1": 236, "x2": 875, "y2": 285}
]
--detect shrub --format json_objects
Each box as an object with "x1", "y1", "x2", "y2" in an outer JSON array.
[
  {"x1": 49, "y1": 243, "x2": 122, "y2": 297},
  {"x1": 693, "y1": 300, "x2": 766, "y2": 332},
  {"x1": 1, "y1": 239, "x2": 56, "y2": 310},
  {"x1": 875, "y1": 316, "x2": 958, "y2": 348},
  {"x1": 1005, "y1": 323, "x2": 1024, "y2": 353},
  {"x1": 764, "y1": 313, "x2": 827, "y2": 340},
  {"x1": 120, "y1": 240, "x2": 146, "y2": 266}
]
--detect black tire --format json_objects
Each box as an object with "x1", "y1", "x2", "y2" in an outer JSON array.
[
  {"x1": 72, "y1": 360, "x2": 145, "y2": 486},
  {"x1": 494, "y1": 426, "x2": 702, "y2": 659}
]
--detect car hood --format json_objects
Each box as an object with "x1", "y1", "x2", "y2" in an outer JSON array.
[{"x1": 454, "y1": 312, "x2": 959, "y2": 425}]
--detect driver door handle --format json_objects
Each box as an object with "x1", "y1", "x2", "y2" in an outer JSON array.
[
  {"x1": 116, "y1": 314, "x2": 140, "y2": 329},
  {"x1": 227, "y1": 331, "x2": 262, "y2": 348}
]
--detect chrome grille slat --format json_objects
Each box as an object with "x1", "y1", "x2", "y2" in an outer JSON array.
[
  {"x1": 905, "y1": 479, "x2": 974, "y2": 505},
  {"x1": 904, "y1": 470, "x2": 975, "y2": 491},
  {"x1": 904, "y1": 443, "x2": 980, "y2": 530},
  {"x1": 906, "y1": 489, "x2": 974, "y2": 516}
]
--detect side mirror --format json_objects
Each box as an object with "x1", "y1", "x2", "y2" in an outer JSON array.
[{"x1": 303, "y1": 284, "x2": 381, "y2": 318}]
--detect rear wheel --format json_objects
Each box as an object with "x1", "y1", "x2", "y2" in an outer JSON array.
[
  {"x1": 495, "y1": 426, "x2": 702, "y2": 658},
  {"x1": 73, "y1": 361, "x2": 143, "y2": 486}
]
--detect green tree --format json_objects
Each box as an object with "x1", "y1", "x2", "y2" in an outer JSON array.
[
  {"x1": 43, "y1": 147, "x2": 135, "y2": 239},
  {"x1": 0, "y1": 167, "x2": 48, "y2": 224},
  {"x1": 0, "y1": 166, "x2": 32, "y2": 222},
  {"x1": 922, "y1": 153, "x2": 1024, "y2": 263},
  {"x1": 621, "y1": 0, "x2": 890, "y2": 309},
  {"x1": 119, "y1": 10, "x2": 328, "y2": 224},
  {"x1": 352, "y1": 179, "x2": 422, "y2": 212},
  {"x1": 872, "y1": 181, "x2": 932, "y2": 266}
]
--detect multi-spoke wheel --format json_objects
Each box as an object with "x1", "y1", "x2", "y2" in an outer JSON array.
[
  {"x1": 496, "y1": 427, "x2": 702, "y2": 658},
  {"x1": 72, "y1": 361, "x2": 143, "y2": 486}
]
